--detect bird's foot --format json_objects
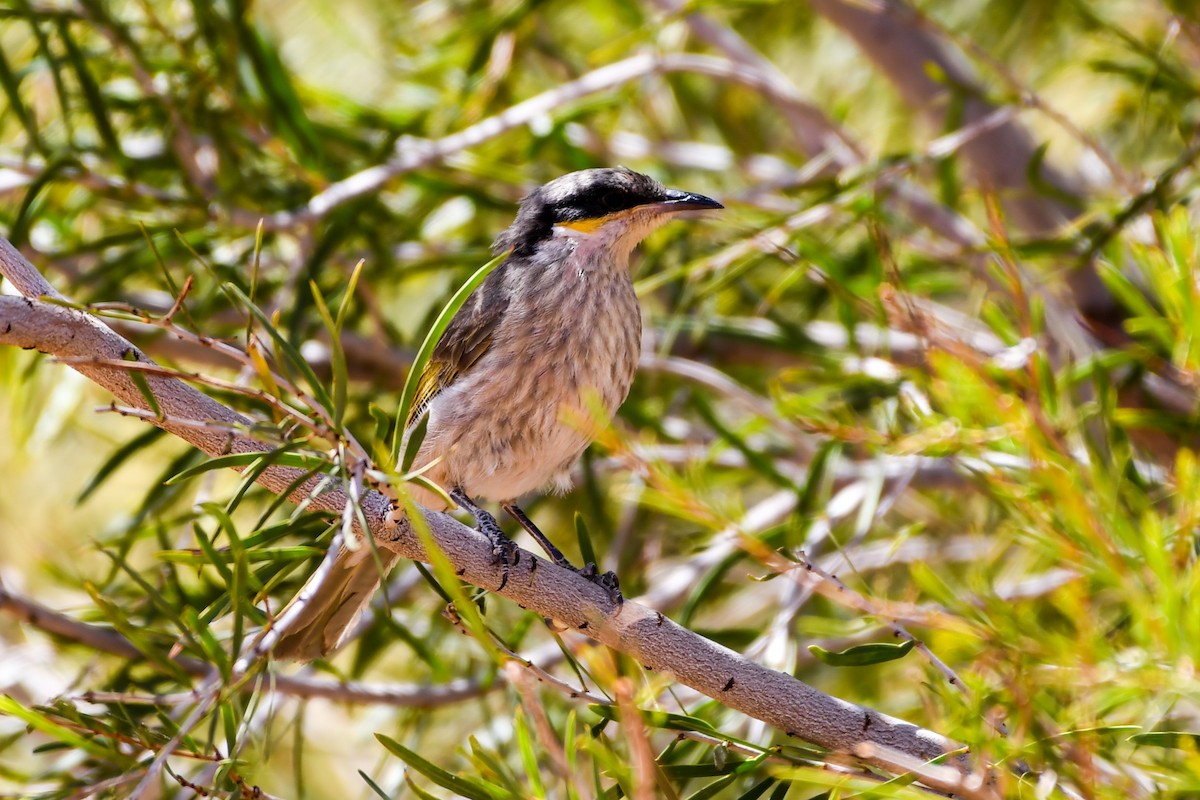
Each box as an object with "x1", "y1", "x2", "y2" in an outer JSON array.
[
  {"x1": 500, "y1": 502, "x2": 621, "y2": 604},
  {"x1": 451, "y1": 488, "x2": 519, "y2": 591},
  {"x1": 579, "y1": 562, "x2": 623, "y2": 605},
  {"x1": 476, "y1": 508, "x2": 520, "y2": 591}
]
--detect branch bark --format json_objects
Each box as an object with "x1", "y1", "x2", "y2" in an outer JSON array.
[{"x1": 0, "y1": 237, "x2": 991, "y2": 797}]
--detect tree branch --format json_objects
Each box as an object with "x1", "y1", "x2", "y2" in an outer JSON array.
[
  {"x1": 0, "y1": 582, "x2": 492, "y2": 707},
  {"x1": 0, "y1": 237, "x2": 991, "y2": 797},
  {"x1": 233, "y1": 52, "x2": 856, "y2": 232}
]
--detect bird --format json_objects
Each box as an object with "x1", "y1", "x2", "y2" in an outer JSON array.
[{"x1": 273, "y1": 167, "x2": 722, "y2": 661}]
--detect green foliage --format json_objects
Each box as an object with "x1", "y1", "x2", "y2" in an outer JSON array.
[{"x1": 2, "y1": 0, "x2": 1200, "y2": 798}]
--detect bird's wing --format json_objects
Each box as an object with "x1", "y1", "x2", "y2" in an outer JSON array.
[{"x1": 405, "y1": 263, "x2": 512, "y2": 432}]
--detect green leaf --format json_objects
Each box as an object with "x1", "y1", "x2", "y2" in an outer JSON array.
[
  {"x1": 122, "y1": 349, "x2": 162, "y2": 419},
  {"x1": 157, "y1": 545, "x2": 324, "y2": 566},
  {"x1": 77, "y1": 427, "x2": 165, "y2": 502},
  {"x1": 1026, "y1": 141, "x2": 1081, "y2": 206},
  {"x1": 359, "y1": 770, "x2": 391, "y2": 800},
  {"x1": 392, "y1": 250, "x2": 508, "y2": 463},
  {"x1": 336, "y1": 259, "x2": 365, "y2": 331},
  {"x1": 56, "y1": 19, "x2": 124, "y2": 164},
  {"x1": 0, "y1": 697, "x2": 123, "y2": 762},
  {"x1": 164, "y1": 449, "x2": 325, "y2": 485},
  {"x1": 513, "y1": 708, "x2": 546, "y2": 798},
  {"x1": 375, "y1": 733, "x2": 502, "y2": 800},
  {"x1": 797, "y1": 441, "x2": 839, "y2": 517},
  {"x1": 404, "y1": 773, "x2": 445, "y2": 800},
  {"x1": 807, "y1": 638, "x2": 916, "y2": 667},
  {"x1": 693, "y1": 395, "x2": 795, "y2": 490},
  {"x1": 1129, "y1": 731, "x2": 1200, "y2": 750},
  {"x1": 733, "y1": 778, "x2": 776, "y2": 800},
  {"x1": 588, "y1": 704, "x2": 722, "y2": 737},
  {"x1": 0, "y1": 47, "x2": 39, "y2": 151},
  {"x1": 574, "y1": 512, "x2": 597, "y2": 569},
  {"x1": 310, "y1": 280, "x2": 348, "y2": 428},
  {"x1": 222, "y1": 282, "x2": 335, "y2": 414},
  {"x1": 82, "y1": 581, "x2": 192, "y2": 682}
]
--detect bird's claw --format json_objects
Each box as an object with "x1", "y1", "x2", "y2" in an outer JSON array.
[
  {"x1": 476, "y1": 509, "x2": 519, "y2": 591},
  {"x1": 579, "y1": 562, "x2": 623, "y2": 605}
]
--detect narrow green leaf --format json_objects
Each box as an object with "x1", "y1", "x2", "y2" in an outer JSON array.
[
  {"x1": 77, "y1": 427, "x2": 165, "y2": 502},
  {"x1": 392, "y1": 250, "x2": 508, "y2": 462},
  {"x1": 230, "y1": 16, "x2": 324, "y2": 161},
  {"x1": 767, "y1": 781, "x2": 791, "y2": 800},
  {"x1": 588, "y1": 705, "x2": 722, "y2": 737},
  {"x1": 574, "y1": 512, "x2": 597, "y2": 570},
  {"x1": 400, "y1": 408, "x2": 429, "y2": 473},
  {"x1": 400, "y1": 495, "x2": 496, "y2": 655},
  {"x1": 222, "y1": 282, "x2": 335, "y2": 413},
  {"x1": 680, "y1": 549, "x2": 747, "y2": 626},
  {"x1": 310, "y1": 281, "x2": 348, "y2": 428},
  {"x1": 1027, "y1": 141, "x2": 1081, "y2": 206},
  {"x1": 359, "y1": 770, "x2": 392, "y2": 800},
  {"x1": 797, "y1": 441, "x2": 839, "y2": 517},
  {"x1": 336, "y1": 259, "x2": 365, "y2": 330},
  {"x1": 193, "y1": 522, "x2": 235, "y2": 588},
  {"x1": 220, "y1": 702, "x2": 240, "y2": 766},
  {"x1": 513, "y1": 708, "x2": 546, "y2": 798},
  {"x1": 374, "y1": 733, "x2": 501, "y2": 800},
  {"x1": 369, "y1": 402, "x2": 392, "y2": 449},
  {"x1": 158, "y1": 544, "x2": 323, "y2": 565},
  {"x1": 184, "y1": 607, "x2": 231, "y2": 679},
  {"x1": 564, "y1": 709, "x2": 579, "y2": 799},
  {"x1": 733, "y1": 777, "x2": 776, "y2": 800},
  {"x1": 57, "y1": 19, "x2": 124, "y2": 163},
  {"x1": 404, "y1": 773, "x2": 444, "y2": 800},
  {"x1": 693, "y1": 395, "x2": 795, "y2": 490},
  {"x1": 9, "y1": 157, "x2": 71, "y2": 249},
  {"x1": 1128, "y1": 731, "x2": 1200, "y2": 749},
  {"x1": 202, "y1": 502, "x2": 251, "y2": 652},
  {"x1": 807, "y1": 638, "x2": 915, "y2": 667},
  {"x1": 0, "y1": 697, "x2": 120, "y2": 762},
  {"x1": 0, "y1": 41, "x2": 41, "y2": 150},
  {"x1": 121, "y1": 349, "x2": 161, "y2": 419},
  {"x1": 164, "y1": 449, "x2": 324, "y2": 485},
  {"x1": 83, "y1": 582, "x2": 191, "y2": 682}
]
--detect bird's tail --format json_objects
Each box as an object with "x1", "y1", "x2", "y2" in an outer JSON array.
[{"x1": 272, "y1": 542, "x2": 400, "y2": 661}]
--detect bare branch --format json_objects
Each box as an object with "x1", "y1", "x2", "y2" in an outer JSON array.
[
  {"x1": 0, "y1": 582, "x2": 491, "y2": 707},
  {"x1": 234, "y1": 52, "x2": 870, "y2": 231}
]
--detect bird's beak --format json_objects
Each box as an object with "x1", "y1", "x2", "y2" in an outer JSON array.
[{"x1": 658, "y1": 189, "x2": 724, "y2": 213}]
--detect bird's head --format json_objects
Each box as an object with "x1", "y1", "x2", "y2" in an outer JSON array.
[{"x1": 494, "y1": 167, "x2": 722, "y2": 258}]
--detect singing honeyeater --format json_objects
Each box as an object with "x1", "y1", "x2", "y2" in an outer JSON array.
[{"x1": 273, "y1": 167, "x2": 722, "y2": 661}]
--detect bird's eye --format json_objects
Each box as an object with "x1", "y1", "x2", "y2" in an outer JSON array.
[{"x1": 601, "y1": 191, "x2": 626, "y2": 211}]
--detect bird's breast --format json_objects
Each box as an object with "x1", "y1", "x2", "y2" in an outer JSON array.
[
  {"x1": 507, "y1": 252, "x2": 643, "y2": 434},
  {"x1": 417, "y1": 251, "x2": 642, "y2": 501}
]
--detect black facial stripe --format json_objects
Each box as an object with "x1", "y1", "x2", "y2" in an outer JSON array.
[{"x1": 555, "y1": 188, "x2": 663, "y2": 222}]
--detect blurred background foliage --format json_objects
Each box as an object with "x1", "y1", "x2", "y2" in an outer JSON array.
[{"x1": 2, "y1": 0, "x2": 1200, "y2": 797}]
